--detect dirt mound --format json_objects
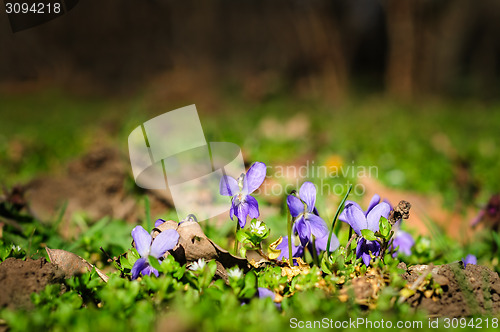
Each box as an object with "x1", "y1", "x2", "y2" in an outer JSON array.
[
  {"x1": 402, "y1": 263, "x2": 500, "y2": 317},
  {"x1": 24, "y1": 147, "x2": 173, "y2": 235},
  {"x1": 0, "y1": 258, "x2": 65, "y2": 310}
]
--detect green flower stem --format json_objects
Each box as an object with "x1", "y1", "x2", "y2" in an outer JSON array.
[
  {"x1": 311, "y1": 238, "x2": 319, "y2": 267},
  {"x1": 326, "y1": 184, "x2": 353, "y2": 256},
  {"x1": 347, "y1": 227, "x2": 353, "y2": 256},
  {"x1": 234, "y1": 219, "x2": 240, "y2": 255},
  {"x1": 287, "y1": 211, "x2": 293, "y2": 265},
  {"x1": 144, "y1": 196, "x2": 151, "y2": 231}
]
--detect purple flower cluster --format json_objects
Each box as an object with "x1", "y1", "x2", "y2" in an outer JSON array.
[{"x1": 216, "y1": 161, "x2": 417, "y2": 269}]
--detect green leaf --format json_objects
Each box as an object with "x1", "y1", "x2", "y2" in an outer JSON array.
[
  {"x1": 236, "y1": 229, "x2": 250, "y2": 243},
  {"x1": 127, "y1": 248, "x2": 140, "y2": 266},
  {"x1": 379, "y1": 217, "x2": 390, "y2": 238},
  {"x1": 492, "y1": 231, "x2": 500, "y2": 248},
  {"x1": 327, "y1": 184, "x2": 353, "y2": 256},
  {"x1": 147, "y1": 255, "x2": 162, "y2": 272},
  {"x1": 239, "y1": 246, "x2": 247, "y2": 258},
  {"x1": 320, "y1": 254, "x2": 333, "y2": 274},
  {"x1": 379, "y1": 225, "x2": 389, "y2": 239},
  {"x1": 361, "y1": 229, "x2": 377, "y2": 241},
  {"x1": 240, "y1": 271, "x2": 257, "y2": 298},
  {"x1": 120, "y1": 255, "x2": 132, "y2": 269}
]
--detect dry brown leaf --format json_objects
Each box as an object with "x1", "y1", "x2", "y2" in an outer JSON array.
[{"x1": 45, "y1": 247, "x2": 109, "y2": 282}]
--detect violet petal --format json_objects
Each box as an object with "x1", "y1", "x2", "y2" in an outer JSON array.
[
  {"x1": 131, "y1": 257, "x2": 148, "y2": 280},
  {"x1": 246, "y1": 195, "x2": 260, "y2": 219},
  {"x1": 462, "y1": 254, "x2": 477, "y2": 267},
  {"x1": 314, "y1": 233, "x2": 340, "y2": 252},
  {"x1": 392, "y1": 231, "x2": 414, "y2": 256},
  {"x1": 295, "y1": 217, "x2": 310, "y2": 246},
  {"x1": 243, "y1": 162, "x2": 266, "y2": 194},
  {"x1": 220, "y1": 175, "x2": 239, "y2": 196},
  {"x1": 366, "y1": 194, "x2": 381, "y2": 216},
  {"x1": 306, "y1": 213, "x2": 329, "y2": 239},
  {"x1": 299, "y1": 181, "x2": 317, "y2": 213},
  {"x1": 150, "y1": 229, "x2": 179, "y2": 258},
  {"x1": 276, "y1": 236, "x2": 304, "y2": 262},
  {"x1": 366, "y1": 202, "x2": 391, "y2": 233},
  {"x1": 257, "y1": 287, "x2": 275, "y2": 300},
  {"x1": 154, "y1": 219, "x2": 166, "y2": 228},
  {"x1": 235, "y1": 202, "x2": 249, "y2": 228},
  {"x1": 361, "y1": 251, "x2": 371, "y2": 267},
  {"x1": 287, "y1": 195, "x2": 304, "y2": 218},
  {"x1": 342, "y1": 202, "x2": 366, "y2": 236},
  {"x1": 140, "y1": 264, "x2": 159, "y2": 277},
  {"x1": 131, "y1": 226, "x2": 152, "y2": 258}
]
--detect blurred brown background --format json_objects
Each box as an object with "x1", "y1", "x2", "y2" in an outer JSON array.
[{"x1": 1, "y1": 0, "x2": 500, "y2": 103}]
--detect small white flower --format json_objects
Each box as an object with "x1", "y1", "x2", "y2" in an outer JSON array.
[
  {"x1": 250, "y1": 220, "x2": 266, "y2": 236},
  {"x1": 189, "y1": 258, "x2": 206, "y2": 271},
  {"x1": 11, "y1": 245, "x2": 21, "y2": 251},
  {"x1": 227, "y1": 267, "x2": 243, "y2": 280}
]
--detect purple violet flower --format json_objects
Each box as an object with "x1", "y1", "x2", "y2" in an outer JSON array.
[
  {"x1": 366, "y1": 196, "x2": 415, "y2": 257},
  {"x1": 342, "y1": 194, "x2": 382, "y2": 218},
  {"x1": 220, "y1": 162, "x2": 266, "y2": 228},
  {"x1": 313, "y1": 233, "x2": 340, "y2": 253},
  {"x1": 131, "y1": 225, "x2": 179, "y2": 280},
  {"x1": 391, "y1": 230, "x2": 415, "y2": 257},
  {"x1": 257, "y1": 288, "x2": 281, "y2": 309},
  {"x1": 356, "y1": 237, "x2": 381, "y2": 266},
  {"x1": 276, "y1": 236, "x2": 305, "y2": 263},
  {"x1": 257, "y1": 287, "x2": 275, "y2": 299},
  {"x1": 155, "y1": 219, "x2": 166, "y2": 227},
  {"x1": 287, "y1": 182, "x2": 330, "y2": 246},
  {"x1": 339, "y1": 198, "x2": 391, "y2": 266},
  {"x1": 462, "y1": 254, "x2": 477, "y2": 268}
]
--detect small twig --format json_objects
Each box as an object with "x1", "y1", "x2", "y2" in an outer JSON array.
[
  {"x1": 100, "y1": 247, "x2": 121, "y2": 269},
  {"x1": 0, "y1": 216, "x2": 23, "y2": 232},
  {"x1": 378, "y1": 230, "x2": 394, "y2": 261},
  {"x1": 346, "y1": 227, "x2": 353, "y2": 256},
  {"x1": 345, "y1": 233, "x2": 357, "y2": 253}
]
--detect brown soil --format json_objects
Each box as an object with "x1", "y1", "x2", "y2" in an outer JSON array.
[
  {"x1": 0, "y1": 258, "x2": 65, "y2": 310},
  {"x1": 402, "y1": 263, "x2": 500, "y2": 317},
  {"x1": 24, "y1": 147, "x2": 173, "y2": 236}
]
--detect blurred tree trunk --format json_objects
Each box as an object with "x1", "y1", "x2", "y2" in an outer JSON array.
[
  {"x1": 469, "y1": 0, "x2": 500, "y2": 99},
  {"x1": 385, "y1": 0, "x2": 474, "y2": 99},
  {"x1": 287, "y1": 2, "x2": 348, "y2": 103},
  {"x1": 425, "y1": 0, "x2": 473, "y2": 95},
  {"x1": 385, "y1": 0, "x2": 416, "y2": 99}
]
